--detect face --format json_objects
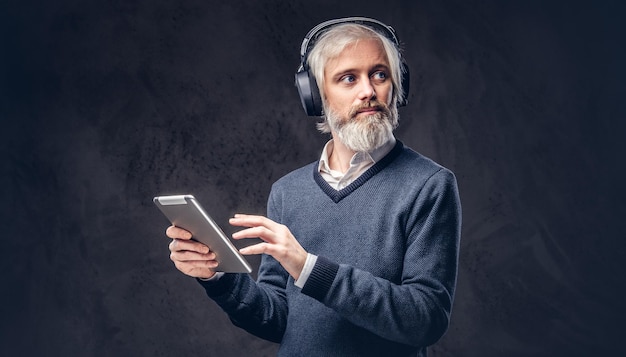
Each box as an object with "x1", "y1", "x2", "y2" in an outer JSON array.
[{"x1": 322, "y1": 38, "x2": 397, "y2": 152}]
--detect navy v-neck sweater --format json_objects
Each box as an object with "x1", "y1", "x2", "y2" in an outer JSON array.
[{"x1": 199, "y1": 141, "x2": 461, "y2": 357}]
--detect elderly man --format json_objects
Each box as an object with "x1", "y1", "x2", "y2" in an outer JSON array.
[{"x1": 166, "y1": 17, "x2": 461, "y2": 356}]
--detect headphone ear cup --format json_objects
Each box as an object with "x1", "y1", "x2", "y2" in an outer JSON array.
[{"x1": 295, "y1": 69, "x2": 323, "y2": 116}]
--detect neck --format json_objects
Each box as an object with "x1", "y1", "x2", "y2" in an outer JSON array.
[{"x1": 329, "y1": 135, "x2": 356, "y2": 173}]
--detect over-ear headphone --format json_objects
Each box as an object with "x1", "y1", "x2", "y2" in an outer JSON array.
[{"x1": 295, "y1": 17, "x2": 410, "y2": 117}]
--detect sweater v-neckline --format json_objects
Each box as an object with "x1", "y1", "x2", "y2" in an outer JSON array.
[{"x1": 313, "y1": 140, "x2": 404, "y2": 203}]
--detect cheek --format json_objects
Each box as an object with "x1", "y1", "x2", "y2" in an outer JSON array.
[
  {"x1": 325, "y1": 90, "x2": 351, "y2": 114},
  {"x1": 380, "y1": 85, "x2": 394, "y2": 105}
]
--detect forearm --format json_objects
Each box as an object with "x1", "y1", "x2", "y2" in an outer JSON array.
[
  {"x1": 197, "y1": 257, "x2": 289, "y2": 343},
  {"x1": 301, "y1": 257, "x2": 454, "y2": 347}
]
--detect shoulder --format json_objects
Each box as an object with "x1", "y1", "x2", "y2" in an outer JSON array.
[
  {"x1": 267, "y1": 161, "x2": 319, "y2": 217},
  {"x1": 392, "y1": 142, "x2": 456, "y2": 183},
  {"x1": 271, "y1": 161, "x2": 317, "y2": 191}
]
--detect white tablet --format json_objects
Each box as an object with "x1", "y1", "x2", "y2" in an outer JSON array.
[{"x1": 153, "y1": 194, "x2": 252, "y2": 274}]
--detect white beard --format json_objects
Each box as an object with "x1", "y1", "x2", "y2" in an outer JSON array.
[{"x1": 326, "y1": 105, "x2": 397, "y2": 152}]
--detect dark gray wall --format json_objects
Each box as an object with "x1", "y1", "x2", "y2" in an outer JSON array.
[{"x1": 2, "y1": 1, "x2": 624, "y2": 356}]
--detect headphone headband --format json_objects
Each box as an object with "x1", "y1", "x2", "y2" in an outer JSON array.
[{"x1": 299, "y1": 17, "x2": 400, "y2": 67}]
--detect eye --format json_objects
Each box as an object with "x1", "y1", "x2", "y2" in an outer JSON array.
[
  {"x1": 339, "y1": 75, "x2": 356, "y2": 84},
  {"x1": 372, "y1": 71, "x2": 387, "y2": 81}
]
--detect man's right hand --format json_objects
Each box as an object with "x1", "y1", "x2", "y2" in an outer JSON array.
[{"x1": 166, "y1": 225, "x2": 219, "y2": 279}]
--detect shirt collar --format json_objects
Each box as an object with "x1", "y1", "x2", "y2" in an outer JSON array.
[{"x1": 318, "y1": 137, "x2": 396, "y2": 174}]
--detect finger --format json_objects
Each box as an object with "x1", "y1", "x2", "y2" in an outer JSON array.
[
  {"x1": 169, "y1": 238, "x2": 210, "y2": 254},
  {"x1": 166, "y1": 225, "x2": 193, "y2": 240},
  {"x1": 231, "y1": 226, "x2": 276, "y2": 243},
  {"x1": 173, "y1": 260, "x2": 219, "y2": 274},
  {"x1": 229, "y1": 214, "x2": 278, "y2": 230},
  {"x1": 239, "y1": 242, "x2": 271, "y2": 256},
  {"x1": 170, "y1": 249, "x2": 216, "y2": 262},
  {"x1": 230, "y1": 214, "x2": 285, "y2": 243}
]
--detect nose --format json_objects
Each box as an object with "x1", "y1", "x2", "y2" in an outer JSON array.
[{"x1": 357, "y1": 78, "x2": 376, "y2": 101}]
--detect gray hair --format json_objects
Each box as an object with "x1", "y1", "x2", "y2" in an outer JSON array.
[{"x1": 306, "y1": 23, "x2": 405, "y2": 132}]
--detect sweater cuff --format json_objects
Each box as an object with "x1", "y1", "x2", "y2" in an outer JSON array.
[
  {"x1": 301, "y1": 256, "x2": 339, "y2": 301},
  {"x1": 196, "y1": 273, "x2": 237, "y2": 297}
]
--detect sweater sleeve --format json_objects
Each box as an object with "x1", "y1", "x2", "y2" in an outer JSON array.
[
  {"x1": 301, "y1": 168, "x2": 462, "y2": 347},
  {"x1": 195, "y1": 183, "x2": 291, "y2": 342},
  {"x1": 196, "y1": 253, "x2": 290, "y2": 343}
]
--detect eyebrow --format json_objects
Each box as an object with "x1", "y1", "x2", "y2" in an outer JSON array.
[{"x1": 330, "y1": 64, "x2": 390, "y2": 80}]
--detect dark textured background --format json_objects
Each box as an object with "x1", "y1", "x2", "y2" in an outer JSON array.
[{"x1": 2, "y1": 1, "x2": 625, "y2": 356}]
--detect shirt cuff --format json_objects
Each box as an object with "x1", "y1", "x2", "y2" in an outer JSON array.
[{"x1": 294, "y1": 253, "x2": 318, "y2": 288}]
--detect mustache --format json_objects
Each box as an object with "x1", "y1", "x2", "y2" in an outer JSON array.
[{"x1": 348, "y1": 100, "x2": 391, "y2": 119}]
